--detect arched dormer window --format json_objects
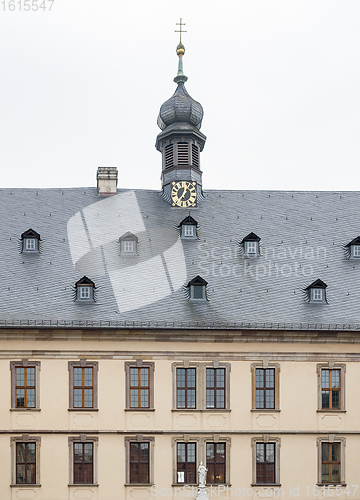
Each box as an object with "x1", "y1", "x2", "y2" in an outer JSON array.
[
  {"x1": 305, "y1": 279, "x2": 327, "y2": 304},
  {"x1": 242, "y1": 232, "x2": 261, "y2": 258},
  {"x1": 119, "y1": 232, "x2": 138, "y2": 256},
  {"x1": 179, "y1": 216, "x2": 198, "y2": 240},
  {"x1": 75, "y1": 276, "x2": 95, "y2": 302},
  {"x1": 21, "y1": 229, "x2": 40, "y2": 253},
  {"x1": 187, "y1": 275, "x2": 208, "y2": 301},
  {"x1": 345, "y1": 236, "x2": 360, "y2": 258}
]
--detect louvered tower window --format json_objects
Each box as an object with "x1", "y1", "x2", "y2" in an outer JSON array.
[
  {"x1": 165, "y1": 144, "x2": 174, "y2": 169},
  {"x1": 192, "y1": 145, "x2": 199, "y2": 169},
  {"x1": 177, "y1": 143, "x2": 189, "y2": 165}
]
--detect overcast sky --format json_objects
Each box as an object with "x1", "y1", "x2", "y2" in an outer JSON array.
[{"x1": 0, "y1": 0, "x2": 359, "y2": 191}]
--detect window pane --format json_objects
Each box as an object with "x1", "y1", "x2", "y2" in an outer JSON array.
[
  {"x1": 130, "y1": 389, "x2": 138, "y2": 407},
  {"x1": 193, "y1": 286, "x2": 203, "y2": 299},
  {"x1": 206, "y1": 443, "x2": 215, "y2": 460},
  {"x1": 187, "y1": 443, "x2": 196, "y2": 462},
  {"x1": 265, "y1": 391, "x2": 274, "y2": 409},
  {"x1": 16, "y1": 464, "x2": 26, "y2": 484},
  {"x1": 27, "y1": 443, "x2": 36, "y2": 463},
  {"x1": 256, "y1": 443, "x2": 264, "y2": 463},
  {"x1": 256, "y1": 389, "x2": 264, "y2": 409},
  {"x1": 130, "y1": 368, "x2": 138, "y2": 386},
  {"x1": 322, "y1": 464, "x2": 329, "y2": 483},
  {"x1": 140, "y1": 369, "x2": 149, "y2": 387},
  {"x1": 216, "y1": 369, "x2": 225, "y2": 388},
  {"x1": 16, "y1": 367, "x2": 25, "y2": 386},
  {"x1": 16, "y1": 389, "x2": 25, "y2": 408},
  {"x1": 177, "y1": 389, "x2": 185, "y2": 408},
  {"x1": 187, "y1": 369, "x2": 196, "y2": 387},
  {"x1": 331, "y1": 465, "x2": 340, "y2": 483},
  {"x1": 322, "y1": 443, "x2": 329, "y2": 461},
  {"x1": 27, "y1": 389, "x2": 35, "y2": 408},
  {"x1": 332, "y1": 391, "x2": 340, "y2": 409},
  {"x1": 187, "y1": 389, "x2": 196, "y2": 408},
  {"x1": 74, "y1": 368, "x2": 82, "y2": 386},
  {"x1": 322, "y1": 391, "x2": 330, "y2": 409},
  {"x1": 206, "y1": 369, "x2": 215, "y2": 388},
  {"x1": 322, "y1": 370, "x2": 329, "y2": 389},
  {"x1": 177, "y1": 443, "x2": 186, "y2": 462},
  {"x1": 216, "y1": 390, "x2": 225, "y2": 409},
  {"x1": 177, "y1": 369, "x2": 186, "y2": 388},
  {"x1": 140, "y1": 389, "x2": 149, "y2": 407},
  {"x1": 84, "y1": 368, "x2": 93, "y2": 386},
  {"x1": 17, "y1": 443, "x2": 25, "y2": 462},
  {"x1": 74, "y1": 389, "x2": 82, "y2": 407},
  {"x1": 266, "y1": 444, "x2": 275, "y2": 463},
  {"x1": 206, "y1": 389, "x2": 215, "y2": 408},
  {"x1": 74, "y1": 443, "x2": 83, "y2": 461},
  {"x1": 84, "y1": 443, "x2": 93, "y2": 462},
  {"x1": 332, "y1": 443, "x2": 340, "y2": 462},
  {"x1": 266, "y1": 369, "x2": 275, "y2": 387},
  {"x1": 256, "y1": 369, "x2": 264, "y2": 388},
  {"x1": 26, "y1": 464, "x2": 36, "y2": 484},
  {"x1": 84, "y1": 389, "x2": 93, "y2": 407}
]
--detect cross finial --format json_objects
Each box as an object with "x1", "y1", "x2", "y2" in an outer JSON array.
[{"x1": 175, "y1": 18, "x2": 186, "y2": 44}]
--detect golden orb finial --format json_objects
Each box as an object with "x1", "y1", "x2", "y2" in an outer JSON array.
[{"x1": 176, "y1": 43, "x2": 185, "y2": 57}]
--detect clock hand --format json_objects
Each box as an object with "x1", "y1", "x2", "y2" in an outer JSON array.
[{"x1": 178, "y1": 185, "x2": 188, "y2": 201}]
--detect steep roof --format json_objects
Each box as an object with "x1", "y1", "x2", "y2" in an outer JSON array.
[{"x1": 1, "y1": 187, "x2": 360, "y2": 331}]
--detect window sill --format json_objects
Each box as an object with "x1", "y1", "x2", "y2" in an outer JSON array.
[
  {"x1": 317, "y1": 484, "x2": 346, "y2": 487},
  {"x1": 252, "y1": 484, "x2": 281, "y2": 488},
  {"x1": 68, "y1": 408, "x2": 99, "y2": 412},
  {"x1": 68, "y1": 484, "x2": 99, "y2": 487},
  {"x1": 172, "y1": 409, "x2": 231, "y2": 412},
  {"x1": 125, "y1": 408, "x2": 155, "y2": 412},
  {"x1": 10, "y1": 408, "x2": 41, "y2": 412},
  {"x1": 11, "y1": 484, "x2": 41, "y2": 488},
  {"x1": 316, "y1": 410, "x2": 346, "y2": 413},
  {"x1": 251, "y1": 409, "x2": 280, "y2": 413},
  {"x1": 125, "y1": 483, "x2": 154, "y2": 487}
]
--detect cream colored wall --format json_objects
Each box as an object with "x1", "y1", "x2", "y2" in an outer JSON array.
[{"x1": 1, "y1": 333, "x2": 360, "y2": 499}]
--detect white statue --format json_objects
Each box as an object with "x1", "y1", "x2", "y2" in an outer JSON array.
[{"x1": 198, "y1": 461, "x2": 208, "y2": 488}]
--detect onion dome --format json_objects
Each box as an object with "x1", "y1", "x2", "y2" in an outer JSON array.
[{"x1": 157, "y1": 43, "x2": 204, "y2": 131}]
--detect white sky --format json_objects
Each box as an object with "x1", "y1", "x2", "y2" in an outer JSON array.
[{"x1": 0, "y1": 0, "x2": 359, "y2": 191}]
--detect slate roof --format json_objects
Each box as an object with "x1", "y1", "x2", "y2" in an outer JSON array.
[{"x1": 1, "y1": 187, "x2": 360, "y2": 331}]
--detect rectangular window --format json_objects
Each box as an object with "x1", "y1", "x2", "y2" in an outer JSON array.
[
  {"x1": 321, "y1": 443, "x2": 340, "y2": 484},
  {"x1": 130, "y1": 442, "x2": 150, "y2": 483},
  {"x1": 15, "y1": 367, "x2": 36, "y2": 408},
  {"x1": 25, "y1": 238, "x2": 36, "y2": 251},
  {"x1": 206, "y1": 368, "x2": 225, "y2": 409},
  {"x1": 184, "y1": 226, "x2": 194, "y2": 237},
  {"x1": 313, "y1": 289, "x2": 323, "y2": 301},
  {"x1": 130, "y1": 367, "x2": 150, "y2": 408},
  {"x1": 16, "y1": 442, "x2": 36, "y2": 484},
  {"x1": 206, "y1": 443, "x2": 225, "y2": 484},
  {"x1": 73, "y1": 367, "x2": 93, "y2": 408},
  {"x1": 68, "y1": 361, "x2": 98, "y2": 410},
  {"x1": 11, "y1": 361, "x2": 40, "y2": 410},
  {"x1": 321, "y1": 369, "x2": 340, "y2": 410},
  {"x1": 177, "y1": 368, "x2": 196, "y2": 409},
  {"x1": 256, "y1": 368, "x2": 275, "y2": 409},
  {"x1": 256, "y1": 443, "x2": 275, "y2": 484},
  {"x1": 74, "y1": 442, "x2": 93, "y2": 484},
  {"x1": 125, "y1": 362, "x2": 154, "y2": 410},
  {"x1": 177, "y1": 442, "x2": 196, "y2": 484},
  {"x1": 79, "y1": 286, "x2": 91, "y2": 299},
  {"x1": 247, "y1": 242, "x2": 257, "y2": 254},
  {"x1": 352, "y1": 245, "x2": 360, "y2": 257},
  {"x1": 124, "y1": 241, "x2": 134, "y2": 253}
]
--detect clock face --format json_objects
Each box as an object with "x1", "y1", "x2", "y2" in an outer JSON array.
[{"x1": 171, "y1": 181, "x2": 197, "y2": 207}]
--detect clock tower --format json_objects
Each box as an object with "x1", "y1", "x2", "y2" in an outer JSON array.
[{"x1": 156, "y1": 26, "x2": 206, "y2": 207}]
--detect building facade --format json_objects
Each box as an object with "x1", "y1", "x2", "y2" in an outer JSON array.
[{"x1": 1, "y1": 40, "x2": 360, "y2": 500}]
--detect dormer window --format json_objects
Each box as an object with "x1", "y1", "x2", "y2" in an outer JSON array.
[
  {"x1": 119, "y1": 232, "x2": 138, "y2": 255},
  {"x1": 75, "y1": 276, "x2": 95, "y2": 302},
  {"x1": 179, "y1": 216, "x2": 198, "y2": 240},
  {"x1": 306, "y1": 279, "x2": 327, "y2": 304},
  {"x1": 187, "y1": 276, "x2": 208, "y2": 301},
  {"x1": 242, "y1": 232, "x2": 261, "y2": 258},
  {"x1": 346, "y1": 237, "x2": 360, "y2": 258},
  {"x1": 21, "y1": 229, "x2": 40, "y2": 253}
]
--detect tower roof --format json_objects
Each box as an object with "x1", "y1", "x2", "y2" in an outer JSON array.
[{"x1": 157, "y1": 43, "x2": 204, "y2": 131}]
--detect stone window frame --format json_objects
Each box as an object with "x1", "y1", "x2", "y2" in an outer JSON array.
[
  {"x1": 316, "y1": 435, "x2": 346, "y2": 486},
  {"x1": 203, "y1": 436, "x2": 231, "y2": 486},
  {"x1": 125, "y1": 360, "x2": 155, "y2": 411},
  {"x1": 251, "y1": 360, "x2": 280, "y2": 412},
  {"x1": 68, "y1": 360, "x2": 99, "y2": 411},
  {"x1": 124, "y1": 435, "x2": 155, "y2": 486},
  {"x1": 203, "y1": 361, "x2": 231, "y2": 411},
  {"x1": 171, "y1": 436, "x2": 231, "y2": 486},
  {"x1": 251, "y1": 435, "x2": 281, "y2": 487},
  {"x1": 172, "y1": 362, "x2": 201, "y2": 411},
  {"x1": 172, "y1": 436, "x2": 201, "y2": 486},
  {"x1": 10, "y1": 434, "x2": 41, "y2": 487},
  {"x1": 172, "y1": 362, "x2": 231, "y2": 411},
  {"x1": 10, "y1": 360, "x2": 41, "y2": 411},
  {"x1": 317, "y1": 363, "x2": 346, "y2": 412},
  {"x1": 68, "y1": 435, "x2": 99, "y2": 486}
]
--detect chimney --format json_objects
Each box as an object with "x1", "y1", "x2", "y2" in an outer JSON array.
[{"x1": 96, "y1": 167, "x2": 118, "y2": 196}]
